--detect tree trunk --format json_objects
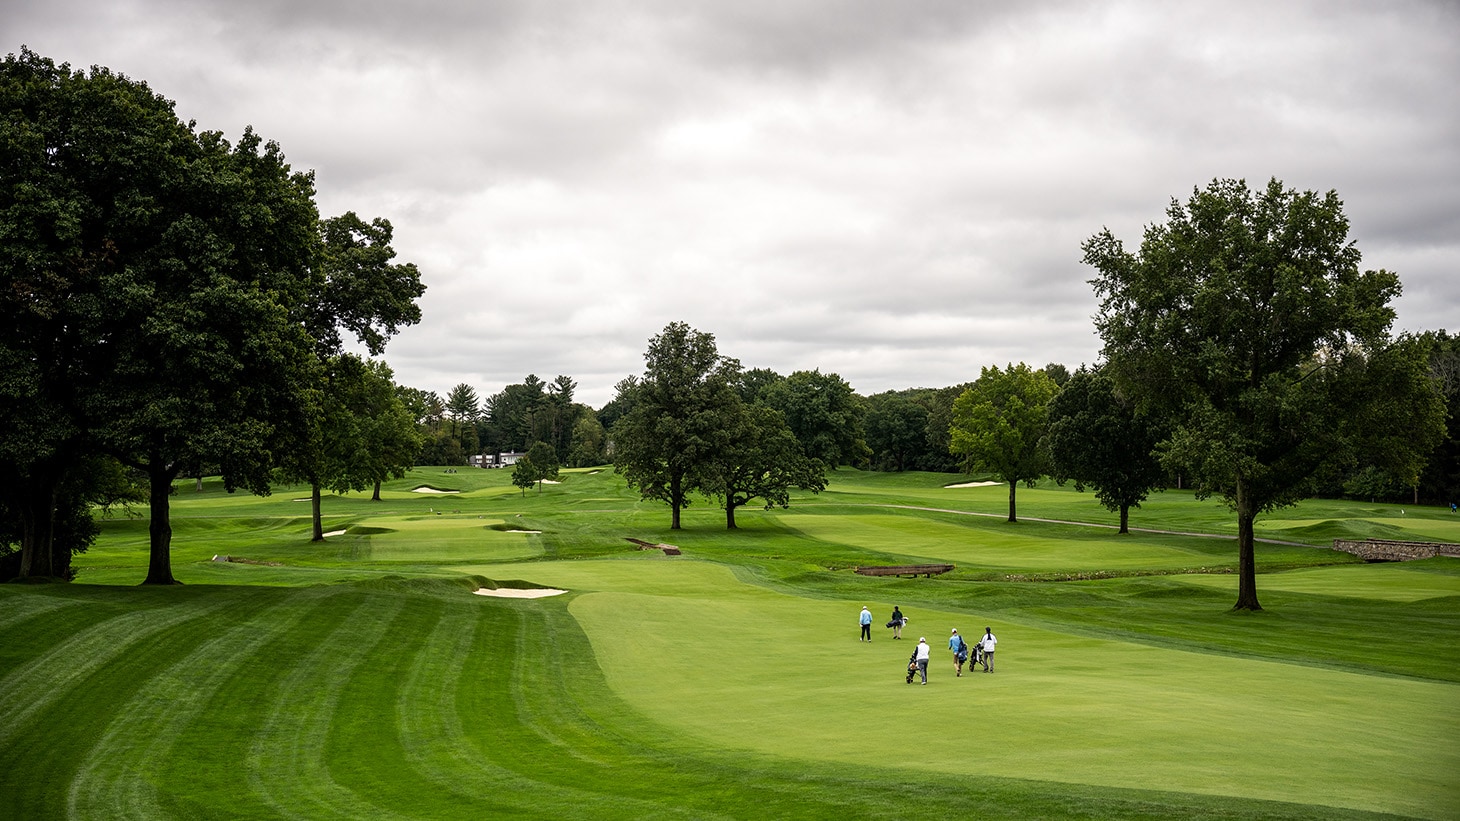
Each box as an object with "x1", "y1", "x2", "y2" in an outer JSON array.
[
  {"x1": 372, "y1": 480, "x2": 382, "y2": 501},
  {"x1": 1233, "y1": 478, "x2": 1262, "y2": 611},
  {"x1": 1118, "y1": 503, "x2": 1129, "y2": 534},
  {"x1": 16, "y1": 479, "x2": 59, "y2": 579},
  {"x1": 195, "y1": 475, "x2": 203, "y2": 492},
  {"x1": 726, "y1": 501, "x2": 737, "y2": 529},
  {"x1": 143, "y1": 464, "x2": 180, "y2": 585},
  {"x1": 311, "y1": 482, "x2": 324, "y2": 541},
  {"x1": 669, "y1": 471, "x2": 682, "y2": 530},
  {"x1": 1006, "y1": 480, "x2": 1017, "y2": 523}
]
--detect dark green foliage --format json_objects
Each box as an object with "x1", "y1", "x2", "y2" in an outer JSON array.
[
  {"x1": 736, "y1": 366, "x2": 785, "y2": 403},
  {"x1": 1, "y1": 48, "x2": 325, "y2": 583},
  {"x1": 760, "y1": 369, "x2": 867, "y2": 467},
  {"x1": 525, "y1": 440, "x2": 560, "y2": 491},
  {"x1": 305, "y1": 211, "x2": 424, "y2": 358},
  {"x1": 700, "y1": 403, "x2": 827, "y2": 528},
  {"x1": 611, "y1": 322, "x2": 742, "y2": 529},
  {"x1": 566, "y1": 414, "x2": 608, "y2": 467},
  {"x1": 950, "y1": 363, "x2": 1059, "y2": 522},
  {"x1": 481, "y1": 374, "x2": 582, "y2": 462},
  {"x1": 1087, "y1": 178, "x2": 1447, "y2": 609},
  {"x1": 595, "y1": 376, "x2": 638, "y2": 431},
  {"x1": 0, "y1": 49, "x2": 423, "y2": 583},
  {"x1": 1046, "y1": 366, "x2": 1166, "y2": 532},
  {"x1": 863, "y1": 391, "x2": 931, "y2": 471},
  {"x1": 1417, "y1": 330, "x2": 1460, "y2": 506}
]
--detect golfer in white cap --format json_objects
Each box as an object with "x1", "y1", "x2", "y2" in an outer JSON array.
[{"x1": 949, "y1": 628, "x2": 969, "y2": 676}]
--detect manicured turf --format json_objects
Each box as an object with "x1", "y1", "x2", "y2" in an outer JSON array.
[{"x1": 2, "y1": 466, "x2": 1457, "y2": 819}]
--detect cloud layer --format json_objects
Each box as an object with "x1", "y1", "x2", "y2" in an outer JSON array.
[{"x1": 9, "y1": 0, "x2": 1458, "y2": 405}]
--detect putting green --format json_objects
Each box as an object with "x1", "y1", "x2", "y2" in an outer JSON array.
[
  {"x1": 1172, "y1": 563, "x2": 1460, "y2": 602},
  {"x1": 477, "y1": 557, "x2": 1459, "y2": 818},
  {"x1": 344, "y1": 516, "x2": 542, "y2": 563},
  {"x1": 776, "y1": 512, "x2": 1220, "y2": 571}
]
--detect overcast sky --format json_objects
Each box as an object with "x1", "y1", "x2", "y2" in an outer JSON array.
[{"x1": 8, "y1": 1, "x2": 1458, "y2": 407}]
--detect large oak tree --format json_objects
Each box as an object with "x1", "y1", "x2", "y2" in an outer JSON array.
[
  {"x1": 611, "y1": 322, "x2": 741, "y2": 529},
  {"x1": 1045, "y1": 366, "x2": 1166, "y2": 533},
  {"x1": 949, "y1": 363, "x2": 1059, "y2": 523},
  {"x1": 700, "y1": 402, "x2": 826, "y2": 529},
  {"x1": 1, "y1": 49, "x2": 424, "y2": 583},
  {"x1": 1086, "y1": 178, "x2": 1445, "y2": 610}
]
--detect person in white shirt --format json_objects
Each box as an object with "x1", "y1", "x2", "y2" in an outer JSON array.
[
  {"x1": 915, "y1": 637, "x2": 931, "y2": 684},
  {"x1": 980, "y1": 627, "x2": 997, "y2": 672}
]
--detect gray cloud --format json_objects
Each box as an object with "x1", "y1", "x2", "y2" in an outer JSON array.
[{"x1": 7, "y1": 0, "x2": 1456, "y2": 406}]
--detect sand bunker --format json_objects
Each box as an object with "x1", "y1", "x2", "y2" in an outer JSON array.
[
  {"x1": 541, "y1": 480, "x2": 561, "y2": 484},
  {"x1": 504, "y1": 529, "x2": 542, "y2": 534},
  {"x1": 944, "y1": 481, "x2": 1002, "y2": 488},
  {"x1": 322, "y1": 529, "x2": 347, "y2": 537},
  {"x1": 474, "y1": 587, "x2": 566, "y2": 598},
  {"x1": 412, "y1": 487, "x2": 460, "y2": 494}
]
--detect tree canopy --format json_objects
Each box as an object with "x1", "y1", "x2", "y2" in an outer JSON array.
[
  {"x1": 700, "y1": 403, "x2": 826, "y2": 528},
  {"x1": 761, "y1": 369, "x2": 867, "y2": 468},
  {"x1": 0, "y1": 49, "x2": 424, "y2": 582},
  {"x1": 611, "y1": 322, "x2": 741, "y2": 529},
  {"x1": 1046, "y1": 366, "x2": 1166, "y2": 533},
  {"x1": 509, "y1": 441, "x2": 560, "y2": 495},
  {"x1": 949, "y1": 363, "x2": 1058, "y2": 522},
  {"x1": 864, "y1": 392, "x2": 932, "y2": 472},
  {"x1": 1087, "y1": 177, "x2": 1446, "y2": 610}
]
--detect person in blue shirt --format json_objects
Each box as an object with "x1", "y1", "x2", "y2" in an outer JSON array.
[
  {"x1": 859, "y1": 606, "x2": 873, "y2": 641},
  {"x1": 949, "y1": 628, "x2": 969, "y2": 677}
]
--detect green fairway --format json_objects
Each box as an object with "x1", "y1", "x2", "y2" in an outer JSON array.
[{"x1": 3, "y1": 466, "x2": 1458, "y2": 819}]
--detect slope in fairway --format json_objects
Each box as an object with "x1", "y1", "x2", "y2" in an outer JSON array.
[
  {"x1": 1172, "y1": 563, "x2": 1460, "y2": 602},
  {"x1": 347, "y1": 516, "x2": 543, "y2": 563},
  {"x1": 777, "y1": 511, "x2": 1226, "y2": 571},
  {"x1": 479, "y1": 558, "x2": 1460, "y2": 819}
]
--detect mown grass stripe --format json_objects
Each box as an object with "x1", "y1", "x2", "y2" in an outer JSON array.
[
  {"x1": 64, "y1": 590, "x2": 315, "y2": 820},
  {"x1": 0, "y1": 596, "x2": 232, "y2": 749},
  {"x1": 0, "y1": 589, "x2": 86, "y2": 633},
  {"x1": 245, "y1": 592, "x2": 410, "y2": 821}
]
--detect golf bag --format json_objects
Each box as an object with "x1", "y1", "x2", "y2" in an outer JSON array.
[{"x1": 905, "y1": 654, "x2": 919, "y2": 684}]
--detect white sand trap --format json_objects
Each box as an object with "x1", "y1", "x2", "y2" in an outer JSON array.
[
  {"x1": 505, "y1": 529, "x2": 542, "y2": 534},
  {"x1": 541, "y1": 479, "x2": 561, "y2": 484},
  {"x1": 293, "y1": 498, "x2": 312, "y2": 502},
  {"x1": 322, "y1": 529, "x2": 347, "y2": 537},
  {"x1": 944, "y1": 481, "x2": 1002, "y2": 488},
  {"x1": 412, "y1": 487, "x2": 460, "y2": 494},
  {"x1": 474, "y1": 587, "x2": 566, "y2": 598}
]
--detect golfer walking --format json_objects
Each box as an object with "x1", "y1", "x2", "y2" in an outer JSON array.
[
  {"x1": 980, "y1": 627, "x2": 997, "y2": 672},
  {"x1": 915, "y1": 637, "x2": 931, "y2": 684},
  {"x1": 859, "y1": 606, "x2": 873, "y2": 641},
  {"x1": 949, "y1": 628, "x2": 969, "y2": 677}
]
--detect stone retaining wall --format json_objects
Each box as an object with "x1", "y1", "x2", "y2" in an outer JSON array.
[{"x1": 1331, "y1": 539, "x2": 1460, "y2": 561}]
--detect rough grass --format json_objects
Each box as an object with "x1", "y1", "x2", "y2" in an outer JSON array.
[{"x1": 2, "y1": 465, "x2": 1457, "y2": 819}]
